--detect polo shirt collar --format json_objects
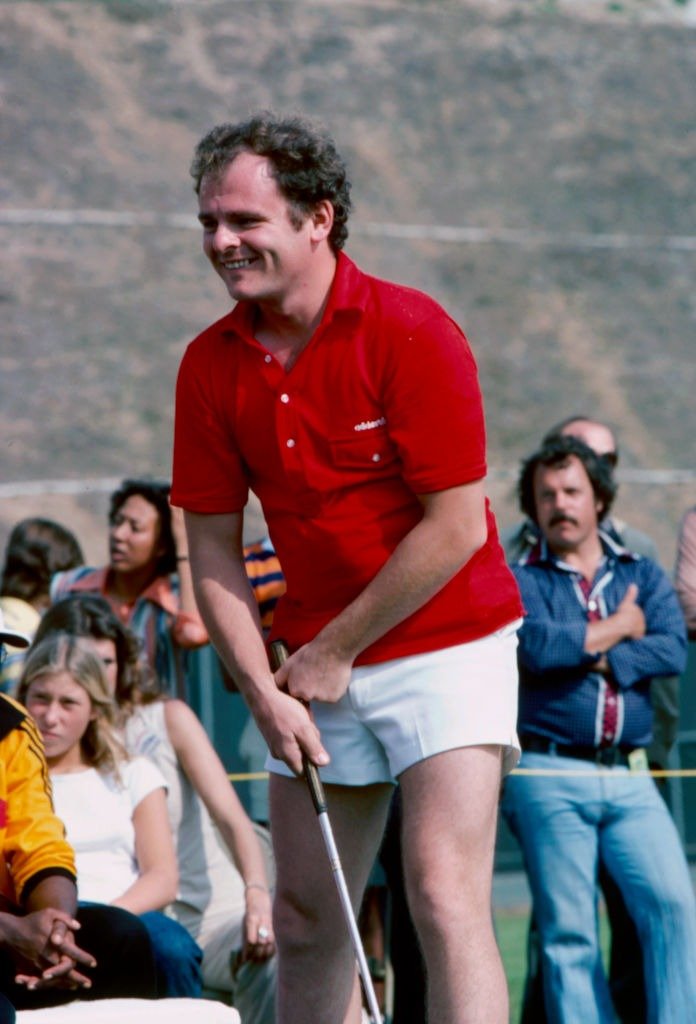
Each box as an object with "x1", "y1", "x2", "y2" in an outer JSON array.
[
  {"x1": 522, "y1": 528, "x2": 637, "y2": 572},
  {"x1": 68, "y1": 567, "x2": 179, "y2": 615},
  {"x1": 322, "y1": 252, "x2": 370, "y2": 316},
  {"x1": 220, "y1": 251, "x2": 366, "y2": 343},
  {"x1": 139, "y1": 575, "x2": 179, "y2": 615},
  {"x1": 68, "y1": 567, "x2": 110, "y2": 593}
]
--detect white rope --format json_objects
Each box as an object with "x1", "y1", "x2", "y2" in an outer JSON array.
[
  {"x1": 1, "y1": 467, "x2": 695, "y2": 500},
  {"x1": 0, "y1": 478, "x2": 123, "y2": 499},
  {"x1": 2, "y1": 208, "x2": 696, "y2": 253}
]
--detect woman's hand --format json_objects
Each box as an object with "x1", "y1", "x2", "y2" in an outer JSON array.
[{"x1": 239, "y1": 885, "x2": 275, "y2": 964}]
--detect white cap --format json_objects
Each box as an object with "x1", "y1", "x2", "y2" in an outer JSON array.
[{"x1": 0, "y1": 607, "x2": 31, "y2": 649}]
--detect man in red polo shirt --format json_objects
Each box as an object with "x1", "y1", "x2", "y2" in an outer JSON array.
[{"x1": 172, "y1": 113, "x2": 522, "y2": 1024}]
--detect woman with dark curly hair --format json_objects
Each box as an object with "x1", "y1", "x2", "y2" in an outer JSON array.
[{"x1": 49, "y1": 479, "x2": 207, "y2": 699}]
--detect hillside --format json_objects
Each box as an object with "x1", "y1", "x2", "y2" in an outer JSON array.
[{"x1": 1, "y1": 0, "x2": 695, "y2": 563}]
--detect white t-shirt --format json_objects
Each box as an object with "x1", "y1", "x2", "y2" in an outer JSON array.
[{"x1": 50, "y1": 757, "x2": 166, "y2": 904}]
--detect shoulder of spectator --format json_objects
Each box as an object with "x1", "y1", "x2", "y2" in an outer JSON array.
[
  {"x1": 162, "y1": 696, "x2": 204, "y2": 741},
  {"x1": 500, "y1": 519, "x2": 539, "y2": 564},
  {"x1": 607, "y1": 517, "x2": 659, "y2": 562},
  {"x1": 0, "y1": 697, "x2": 76, "y2": 903}
]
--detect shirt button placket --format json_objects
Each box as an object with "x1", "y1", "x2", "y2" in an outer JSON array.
[{"x1": 278, "y1": 391, "x2": 298, "y2": 464}]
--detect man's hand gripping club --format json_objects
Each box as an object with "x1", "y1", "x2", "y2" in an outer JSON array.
[{"x1": 259, "y1": 641, "x2": 338, "y2": 776}]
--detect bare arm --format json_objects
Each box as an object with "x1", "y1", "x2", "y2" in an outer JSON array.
[
  {"x1": 188, "y1": 483, "x2": 487, "y2": 774},
  {"x1": 275, "y1": 481, "x2": 488, "y2": 769},
  {"x1": 111, "y1": 788, "x2": 178, "y2": 915},
  {"x1": 675, "y1": 508, "x2": 696, "y2": 640},
  {"x1": 170, "y1": 503, "x2": 208, "y2": 646},
  {"x1": 164, "y1": 700, "x2": 274, "y2": 958},
  {"x1": 164, "y1": 701, "x2": 269, "y2": 883},
  {"x1": 184, "y1": 510, "x2": 327, "y2": 773}
]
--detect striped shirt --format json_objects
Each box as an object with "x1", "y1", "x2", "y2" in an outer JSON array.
[
  {"x1": 244, "y1": 537, "x2": 286, "y2": 631},
  {"x1": 50, "y1": 566, "x2": 205, "y2": 699}
]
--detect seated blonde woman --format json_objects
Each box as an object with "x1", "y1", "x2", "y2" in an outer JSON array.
[
  {"x1": 34, "y1": 597, "x2": 276, "y2": 1024},
  {"x1": 18, "y1": 635, "x2": 203, "y2": 1000}
]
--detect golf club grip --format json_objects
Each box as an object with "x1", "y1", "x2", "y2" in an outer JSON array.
[
  {"x1": 268, "y1": 640, "x2": 328, "y2": 816},
  {"x1": 302, "y1": 758, "x2": 328, "y2": 815}
]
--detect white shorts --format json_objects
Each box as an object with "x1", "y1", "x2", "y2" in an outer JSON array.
[{"x1": 266, "y1": 619, "x2": 522, "y2": 785}]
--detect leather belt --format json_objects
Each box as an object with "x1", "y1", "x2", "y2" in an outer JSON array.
[{"x1": 520, "y1": 734, "x2": 636, "y2": 767}]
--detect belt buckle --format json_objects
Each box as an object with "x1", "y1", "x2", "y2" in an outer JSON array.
[{"x1": 597, "y1": 747, "x2": 619, "y2": 767}]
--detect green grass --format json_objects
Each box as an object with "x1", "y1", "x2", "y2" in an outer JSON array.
[
  {"x1": 495, "y1": 907, "x2": 611, "y2": 1023},
  {"x1": 495, "y1": 909, "x2": 529, "y2": 1022}
]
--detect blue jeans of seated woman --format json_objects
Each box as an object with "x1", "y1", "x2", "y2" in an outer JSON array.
[
  {"x1": 139, "y1": 911, "x2": 203, "y2": 998},
  {"x1": 501, "y1": 752, "x2": 696, "y2": 1024}
]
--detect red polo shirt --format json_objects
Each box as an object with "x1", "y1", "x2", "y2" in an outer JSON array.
[{"x1": 172, "y1": 253, "x2": 522, "y2": 664}]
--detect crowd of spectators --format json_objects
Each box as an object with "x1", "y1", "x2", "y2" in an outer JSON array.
[
  {"x1": 0, "y1": 480, "x2": 278, "y2": 1022},
  {"x1": 1, "y1": 440, "x2": 694, "y2": 1021}
]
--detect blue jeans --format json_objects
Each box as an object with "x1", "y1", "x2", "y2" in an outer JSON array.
[
  {"x1": 139, "y1": 910, "x2": 203, "y2": 998},
  {"x1": 501, "y1": 752, "x2": 696, "y2": 1024}
]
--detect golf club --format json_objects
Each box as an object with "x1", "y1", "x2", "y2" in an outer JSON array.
[{"x1": 269, "y1": 639, "x2": 384, "y2": 1024}]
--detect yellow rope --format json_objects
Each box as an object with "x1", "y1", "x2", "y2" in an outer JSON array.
[
  {"x1": 228, "y1": 771, "x2": 270, "y2": 782},
  {"x1": 228, "y1": 768, "x2": 696, "y2": 781},
  {"x1": 511, "y1": 767, "x2": 696, "y2": 777}
]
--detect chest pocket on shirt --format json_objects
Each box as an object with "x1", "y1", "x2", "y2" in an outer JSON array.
[{"x1": 329, "y1": 428, "x2": 398, "y2": 471}]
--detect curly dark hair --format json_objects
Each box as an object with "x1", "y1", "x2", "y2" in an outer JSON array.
[
  {"x1": 1, "y1": 518, "x2": 84, "y2": 603},
  {"x1": 518, "y1": 435, "x2": 617, "y2": 525},
  {"x1": 34, "y1": 594, "x2": 161, "y2": 710},
  {"x1": 109, "y1": 478, "x2": 176, "y2": 577},
  {"x1": 190, "y1": 112, "x2": 352, "y2": 252}
]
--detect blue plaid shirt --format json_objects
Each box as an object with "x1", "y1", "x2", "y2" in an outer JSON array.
[{"x1": 512, "y1": 531, "x2": 687, "y2": 748}]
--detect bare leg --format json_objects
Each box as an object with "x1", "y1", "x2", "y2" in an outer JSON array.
[
  {"x1": 270, "y1": 774, "x2": 392, "y2": 1024},
  {"x1": 400, "y1": 745, "x2": 507, "y2": 1024}
]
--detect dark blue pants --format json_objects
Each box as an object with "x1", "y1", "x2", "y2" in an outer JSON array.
[
  {"x1": 0, "y1": 903, "x2": 157, "y2": 1019},
  {"x1": 139, "y1": 910, "x2": 203, "y2": 998}
]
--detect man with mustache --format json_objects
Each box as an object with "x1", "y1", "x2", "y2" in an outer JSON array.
[
  {"x1": 501, "y1": 434, "x2": 696, "y2": 1023},
  {"x1": 503, "y1": 414, "x2": 659, "y2": 567},
  {"x1": 502, "y1": 416, "x2": 679, "y2": 1024}
]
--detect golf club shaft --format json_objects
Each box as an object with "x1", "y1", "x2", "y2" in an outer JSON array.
[{"x1": 269, "y1": 640, "x2": 383, "y2": 1024}]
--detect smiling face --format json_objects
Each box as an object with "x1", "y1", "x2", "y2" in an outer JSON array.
[
  {"x1": 109, "y1": 494, "x2": 163, "y2": 576},
  {"x1": 533, "y1": 455, "x2": 603, "y2": 555},
  {"x1": 24, "y1": 671, "x2": 95, "y2": 770},
  {"x1": 197, "y1": 151, "x2": 330, "y2": 309}
]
